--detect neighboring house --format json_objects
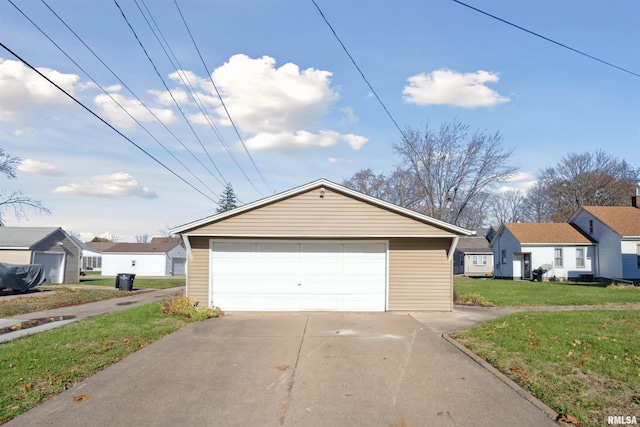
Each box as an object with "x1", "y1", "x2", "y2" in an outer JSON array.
[
  {"x1": 171, "y1": 179, "x2": 472, "y2": 312},
  {"x1": 82, "y1": 242, "x2": 118, "y2": 273},
  {"x1": 490, "y1": 223, "x2": 596, "y2": 281},
  {"x1": 569, "y1": 205, "x2": 640, "y2": 282},
  {"x1": 0, "y1": 227, "x2": 81, "y2": 283},
  {"x1": 101, "y1": 242, "x2": 186, "y2": 276},
  {"x1": 454, "y1": 231, "x2": 494, "y2": 277}
]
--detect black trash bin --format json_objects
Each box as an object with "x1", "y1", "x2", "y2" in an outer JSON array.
[
  {"x1": 116, "y1": 273, "x2": 136, "y2": 291},
  {"x1": 532, "y1": 270, "x2": 538, "y2": 281}
]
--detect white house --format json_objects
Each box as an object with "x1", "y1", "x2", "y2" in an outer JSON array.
[
  {"x1": 569, "y1": 205, "x2": 640, "y2": 281},
  {"x1": 490, "y1": 222, "x2": 596, "y2": 281},
  {"x1": 101, "y1": 242, "x2": 186, "y2": 277}
]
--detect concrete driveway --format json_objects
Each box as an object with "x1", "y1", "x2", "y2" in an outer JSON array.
[{"x1": 6, "y1": 312, "x2": 556, "y2": 427}]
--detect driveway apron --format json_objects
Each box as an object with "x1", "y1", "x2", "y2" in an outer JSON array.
[{"x1": 5, "y1": 313, "x2": 556, "y2": 427}]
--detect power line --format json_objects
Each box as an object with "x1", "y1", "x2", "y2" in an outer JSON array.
[
  {"x1": 135, "y1": 0, "x2": 261, "y2": 195},
  {"x1": 0, "y1": 41, "x2": 221, "y2": 206},
  {"x1": 112, "y1": 0, "x2": 228, "y2": 187},
  {"x1": 452, "y1": 0, "x2": 640, "y2": 79},
  {"x1": 172, "y1": 0, "x2": 275, "y2": 194},
  {"x1": 310, "y1": 0, "x2": 409, "y2": 141},
  {"x1": 11, "y1": 0, "x2": 221, "y2": 201}
]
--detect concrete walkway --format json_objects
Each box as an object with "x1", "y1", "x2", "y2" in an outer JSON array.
[
  {"x1": 0, "y1": 286, "x2": 184, "y2": 342},
  {"x1": 5, "y1": 312, "x2": 557, "y2": 427}
]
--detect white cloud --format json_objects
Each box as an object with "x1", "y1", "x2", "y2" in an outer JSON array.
[
  {"x1": 18, "y1": 159, "x2": 65, "y2": 177},
  {"x1": 497, "y1": 172, "x2": 537, "y2": 193},
  {"x1": 505, "y1": 171, "x2": 535, "y2": 183},
  {"x1": 341, "y1": 134, "x2": 368, "y2": 150},
  {"x1": 244, "y1": 130, "x2": 340, "y2": 152},
  {"x1": 197, "y1": 54, "x2": 368, "y2": 152},
  {"x1": 212, "y1": 55, "x2": 338, "y2": 130},
  {"x1": 94, "y1": 91, "x2": 177, "y2": 129},
  {"x1": 52, "y1": 172, "x2": 158, "y2": 199},
  {"x1": 0, "y1": 58, "x2": 80, "y2": 122},
  {"x1": 339, "y1": 106, "x2": 358, "y2": 125},
  {"x1": 403, "y1": 69, "x2": 510, "y2": 108},
  {"x1": 148, "y1": 88, "x2": 189, "y2": 106},
  {"x1": 328, "y1": 157, "x2": 351, "y2": 163}
]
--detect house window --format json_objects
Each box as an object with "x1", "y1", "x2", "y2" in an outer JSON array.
[
  {"x1": 554, "y1": 248, "x2": 563, "y2": 268},
  {"x1": 576, "y1": 248, "x2": 585, "y2": 268},
  {"x1": 501, "y1": 250, "x2": 507, "y2": 264},
  {"x1": 589, "y1": 220, "x2": 593, "y2": 234},
  {"x1": 637, "y1": 245, "x2": 640, "y2": 268},
  {"x1": 131, "y1": 260, "x2": 137, "y2": 267},
  {"x1": 459, "y1": 254, "x2": 464, "y2": 266},
  {"x1": 473, "y1": 255, "x2": 488, "y2": 265}
]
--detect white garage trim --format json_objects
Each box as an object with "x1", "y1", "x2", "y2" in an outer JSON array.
[{"x1": 209, "y1": 239, "x2": 389, "y2": 311}]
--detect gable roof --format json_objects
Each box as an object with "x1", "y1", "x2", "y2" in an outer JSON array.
[
  {"x1": 103, "y1": 242, "x2": 181, "y2": 254},
  {"x1": 171, "y1": 178, "x2": 472, "y2": 236},
  {"x1": 574, "y1": 206, "x2": 640, "y2": 237},
  {"x1": 85, "y1": 242, "x2": 118, "y2": 252},
  {"x1": 455, "y1": 236, "x2": 492, "y2": 252},
  {"x1": 0, "y1": 227, "x2": 67, "y2": 249},
  {"x1": 501, "y1": 222, "x2": 594, "y2": 244}
]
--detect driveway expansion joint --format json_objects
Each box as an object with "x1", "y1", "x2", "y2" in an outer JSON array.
[{"x1": 279, "y1": 313, "x2": 309, "y2": 426}]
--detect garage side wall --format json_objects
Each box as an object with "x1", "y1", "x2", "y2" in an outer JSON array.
[
  {"x1": 186, "y1": 236, "x2": 209, "y2": 305},
  {"x1": 388, "y1": 238, "x2": 453, "y2": 311}
]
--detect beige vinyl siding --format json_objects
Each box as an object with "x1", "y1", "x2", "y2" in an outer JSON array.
[
  {"x1": 0, "y1": 250, "x2": 31, "y2": 264},
  {"x1": 388, "y1": 238, "x2": 453, "y2": 311},
  {"x1": 187, "y1": 188, "x2": 455, "y2": 237},
  {"x1": 186, "y1": 237, "x2": 210, "y2": 305}
]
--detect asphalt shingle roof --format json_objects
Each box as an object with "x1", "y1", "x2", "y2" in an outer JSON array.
[
  {"x1": 103, "y1": 242, "x2": 180, "y2": 253},
  {"x1": 504, "y1": 223, "x2": 593, "y2": 244},
  {"x1": 581, "y1": 206, "x2": 640, "y2": 237},
  {"x1": 0, "y1": 227, "x2": 61, "y2": 248}
]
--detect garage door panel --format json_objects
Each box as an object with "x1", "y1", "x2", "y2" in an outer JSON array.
[{"x1": 211, "y1": 241, "x2": 386, "y2": 311}]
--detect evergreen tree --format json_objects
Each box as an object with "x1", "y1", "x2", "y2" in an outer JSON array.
[{"x1": 217, "y1": 183, "x2": 239, "y2": 213}]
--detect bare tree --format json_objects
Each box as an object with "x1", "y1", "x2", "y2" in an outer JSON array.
[
  {"x1": 393, "y1": 120, "x2": 518, "y2": 226},
  {"x1": 536, "y1": 150, "x2": 639, "y2": 222},
  {"x1": 522, "y1": 182, "x2": 554, "y2": 222},
  {"x1": 342, "y1": 167, "x2": 423, "y2": 210},
  {"x1": 342, "y1": 168, "x2": 388, "y2": 200},
  {"x1": 490, "y1": 189, "x2": 526, "y2": 224},
  {"x1": 0, "y1": 149, "x2": 50, "y2": 225},
  {"x1": 135, "y1": 234, "x2": 150, "y2": 243}
]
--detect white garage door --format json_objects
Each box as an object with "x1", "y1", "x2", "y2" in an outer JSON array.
[
  {"x1": 33, "y1": 252, "x2": 64, "y2": 284},
  {"x1": 210, "y1": 241, "x2": 387, "y2": 311}
]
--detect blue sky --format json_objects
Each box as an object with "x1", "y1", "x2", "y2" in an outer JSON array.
[{"x1": 0, "y1": 0, "x2": 638, "y2": 242}]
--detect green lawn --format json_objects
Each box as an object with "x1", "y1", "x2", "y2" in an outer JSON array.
[
  {"x1": 0, "y1": 302, "x2": 192, "y2": 424},
  {"x1": 454, "y1": 277, "x2": 640, "y2": 306},
  {"x1": 73, "y1": 276, "x2": 185, "y2": 289},
  {"x1": 452, "y1": 310, "x2": 640, "y2": 427}
]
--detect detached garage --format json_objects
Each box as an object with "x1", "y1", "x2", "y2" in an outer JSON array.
[{"x1": 171, "y1": 179, "x2": 471, "y2": 312}]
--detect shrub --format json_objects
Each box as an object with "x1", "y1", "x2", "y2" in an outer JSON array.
[
  {"x1": 455, "y1": 292, "x2": 493, "y2": 307},
  {"x1": 161, "y1": 294, "x2": 222, "y2": 320}
]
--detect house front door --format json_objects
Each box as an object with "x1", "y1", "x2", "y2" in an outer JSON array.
[{"x1": 522, "y1": 253, "x2": 531, "y2": 279}]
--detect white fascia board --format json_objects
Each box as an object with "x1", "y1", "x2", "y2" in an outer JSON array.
[
  {"x1": 179, "y1": 233, "x2": 460, "y2": 239},
  {"x1": 171, "y1": 178, "x2": 473, "y2": 236}
]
